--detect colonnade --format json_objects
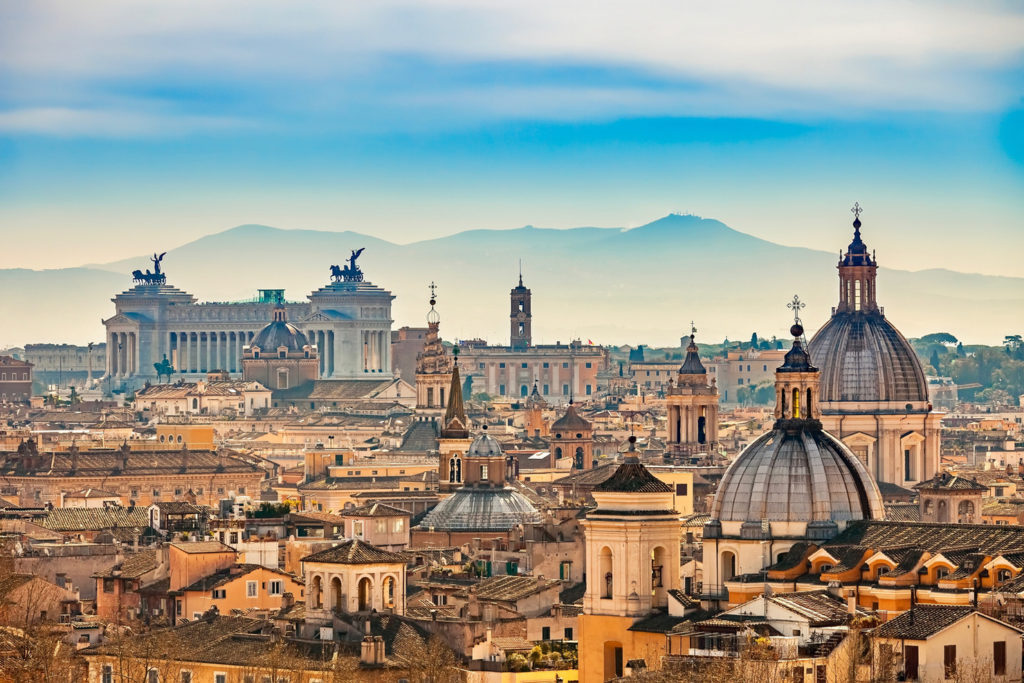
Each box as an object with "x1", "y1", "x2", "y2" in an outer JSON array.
[
  {"x1": 307, "y1": 329, "x2": 336, "y2": 377},
  {"x1": 361, "y1": 329, "x2": 388, "y2": 373},
  {"x1": 108, "y1": 331, "x2": 138, "y2": 377},
  {"x1": 170, "y1": 330, "x2": 256, "y2": 374}
]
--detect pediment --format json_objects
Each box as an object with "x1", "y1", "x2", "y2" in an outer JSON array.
[{"x1": 841, "y1": 432, "x2": 877, "y2": 446}]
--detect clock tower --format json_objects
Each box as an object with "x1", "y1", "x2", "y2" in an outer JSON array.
[{"x1": 509, "y1": 273, "x2": 532, "y2": 350}]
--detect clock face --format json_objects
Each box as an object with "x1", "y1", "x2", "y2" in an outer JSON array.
[{"x1": 516, "y1": 312, "x2": 526, "y2": 321}]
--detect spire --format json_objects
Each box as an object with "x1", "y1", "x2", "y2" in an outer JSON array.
[
  {"x1": 426, "y1": 281, "x2": 440, "y2": 325},
  {"x1": 441, "y1": 348, "x2": 469, "y2": 438},
  {"x1": 840, "y1": 202, "x2": 875, "y2": 268},
  {"x1": 677, "y1": 323, "x2": 707, "y2": 379}
]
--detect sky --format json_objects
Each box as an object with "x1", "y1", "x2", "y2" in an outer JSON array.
[{"x1": 1, "y1": 0, "x2": 1023, "y2": 276}]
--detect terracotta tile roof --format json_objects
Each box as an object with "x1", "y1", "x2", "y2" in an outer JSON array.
[
  {"x1": 301, "y1": 538, "x2": 407, "y2": 565},
  {"x1": 93, "y1": 549, "x2": 159, "y2": 579},
  {"x1": 825, "y1": 521, "x2": 1024, "y2": 556},
  {"x1": 765, "y1": 590, "x2": 857, "y2": 626},
  {"x1": 668, "y1": 589, "x2": 699, "y2": 610},
  {"x1": 559, "y1": 581, "x2": 585, "y2": 605},
  {"x1": 0, "y1": 573, "x2": 35, "y2": 598},
  {"x1": 551, "y1": 463, "x2": 618, "y2": 488},
  {"x1": 41, "y1": 506, "x2": 151, "y2": 532},
  {"x1": 272, "y1": 379, "x2": 398, "y2": 400},
  {"x1": 0, "y1": 448, "x2": 261, "y2": 477},
  {"x1": 767, "y1": 542, "x2": 815, "y2": 572},
  {"x1": 628, "y1": 611, "x2": 690, "y2": 633},
  {"x1": 170, "y1": 540, "x2": 236, "y2": 555},
  {"x1": 872, "y1": 606, "x2": 977, "y2": 640},
  {"x1": 341, "y1": 502, "x2": 411, "y2": 518},
  {"x1": 155, "y1": 501, "x2": 207, "y2": 515},
  {"x1": 885, "y1": 503, "x2": 922, "y2": 522},
  {"x1": 466, "y1": 575, "x2": 560, "y2": 602},
  {"x1": 289, "y1": 511, "x2": 345, "y2": 524},
  {"x1": 915, "y1": 472, "x2": 988, "y2": 491}
]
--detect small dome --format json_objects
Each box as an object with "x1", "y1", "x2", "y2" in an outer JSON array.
[
  {"x1": 678, "y1": 334, "x2": 707, "y2": 376},
  {"x1": 417, "y1": 488, "x2": 543, "y2": 531},
  {"x1": 551, "y1": 403, "x2": 591, "y2": 433},
  {"x1": 809, "y1": 312, "x2": 928, "y2": 404},
  {"x1": 711, "y1": 427, "x2": 884, "y2": 526},
  {"x1": 467, "y1": 431, "x2": 504, "y2": 458},
  {"x1": 252, "y1": 307, "x2": 309, "y2": 352}
]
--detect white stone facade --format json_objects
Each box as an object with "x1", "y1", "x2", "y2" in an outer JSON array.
[{"x1": 103, "y1": 277, "x2": 394, "y2": 392}]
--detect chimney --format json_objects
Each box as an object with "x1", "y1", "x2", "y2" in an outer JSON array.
[
  {"x1": 846, "y1": 589, "x2": 857, "y2": 616},
  {"x1": 281, "y1": 592, "x2": 294, "y2": 610}
]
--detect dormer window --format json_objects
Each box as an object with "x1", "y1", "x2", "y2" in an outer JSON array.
[
  {"x1": 253, "y1": 351, "x2": 260, "y2": 359},
  {"x1": 279, "y1": 349, "x2": 286, "y2": 359}
]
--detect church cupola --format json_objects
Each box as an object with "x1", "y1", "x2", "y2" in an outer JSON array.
[
  {"x1": 836, "y1": 203, "x2": 878, "y2": 313},
  {"x1": 774, "y1": 318, "x2": 821, "y2": 426}
]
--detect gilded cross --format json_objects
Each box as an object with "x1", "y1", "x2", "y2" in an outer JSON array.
[
  {"x1": 690, "y1": 320, "x2": 697, "y2": 337},
  {"x1": 429, "y1": 281, "x2": 437, "y2": 299},
  {"x1": 787, "y1": 295, "x2": 805, "y2": 326},
  {"x1": 851, "y1": 202, "x2": 862, "y2": 219}
]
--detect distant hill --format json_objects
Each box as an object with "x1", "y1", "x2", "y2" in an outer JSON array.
[{"x1": 3, "y1": 215, "x2": 1021, "y2": 347}]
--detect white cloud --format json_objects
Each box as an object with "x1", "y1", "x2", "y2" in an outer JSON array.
[
  {"x1": 1, "y1": 0, "x2": 1022, "y2": 134},
  {"x1": 0, "y1": 107, "x2": 256, "y2": 137}
]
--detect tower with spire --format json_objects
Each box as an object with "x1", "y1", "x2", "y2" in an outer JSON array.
[
  {"x1": 438, "y1": 348, "x2": 472, "y2": 492},
  {"x1": 509, "y1": 268, "x2": 532, "y2": 350},
  {"x1": 550, "y1": 399, "x2": 594, "y2": 469},
  {"x1": 414, "y1": 282, "x2": 453, "y2": 411},
  {"x1": 665, "y1": 324, "x2": 719, "y2": 464}
]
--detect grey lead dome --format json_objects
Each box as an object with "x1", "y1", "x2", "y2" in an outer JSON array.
[
  {"x1": 809, "y1": 311, "x2": 928, "y2": 405},
  {"x1": 711, "y1": 427, "x2": 885, "y2": 525}
]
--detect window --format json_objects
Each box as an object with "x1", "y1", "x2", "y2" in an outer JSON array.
[
  {"x1": 394, "y1": 519, "x2": 405, "y2": 532},
  {"x1": 562, "y1": 384, "x2": 569, "y2": 395},
  {"x1": 994, "y1": 640, "x2": 1006, "y2": 676},
  {"x1": 215, "y1": 675, "x2": 227, "y2": 683},
  {"x1": 521, "y1": 363, "x2": 528, "y2": 368},
  {"x1": 542, "y1": 626, "x2": 550, "y2": 640},
  {"x1": 103, "y1": 578, "x2": 114, "y2": 593},
  {"x1": 353, "y1": 520, "x2": 364, "y2": 538},
  {"x1": 212, "y1": 589, "x2": 226, "y2": 599},
  {"x1": 247, "y1": 581, "x2": 258, "y2": 598},
  {"x1": 148, "y1": 670, "x2": 159, "y2": 683},
  {"x1": 152, "y1": 489, "x2": 161, "y2": 498},
  {"x1": 181, "y1": 673, "x2": 192, "y2": 683},
  {"x1": 543, "y1": 362, "x2": 549, "y2": 368},
  {"x1": 480, "y1": 464, "x2": 489, "y2": 479},
  {"x1": 499, "y1": 384, "x2": 506, "y2": 395},
  {"x1": 676, "y1": 483, "x2": 688, "y2": 495},
  {"x1": 102, "y1": 665, "x2": 113, "y2": 683},
  {"x1": 543, "y1": 384, "x2": 549, "y2": 394},
  {"x1": 585, "y1": 384, "x2": 592, "y2": 395},
  {"x1": 375, "y1": 519, "x2": 386, "y2": 534},
  {"x1": 269, "y1": 580, "x2": 283, "y2": 596},
  {"x1": 499, "y1": 362, "x2": 506, "y2": 368},
  {"x1": 943, "y1": 644, "x2": 956, "y2": 678},
  {"x1": 562, "y1": 362, "x2": 568, "y2": 368},
  {"x1": 564, "y1": 627, "x2": 573, "y2": 640}
]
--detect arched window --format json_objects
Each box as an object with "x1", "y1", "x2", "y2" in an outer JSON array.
[
  {"x1": 935, "y1": 566, "x2": 949, "y2": 581},
  {"x1": 697, "y1": 415, "x2": 706, "y2": 444},
  {"x1": 358, "y1": 577, "x2": 373, "y2": 611},
  {"x1": 555, "y1": 447, "x2": 563, "y2": 460},
  {"x1": 819, "y1": 564, "x2": 833, "y2": 574},
  {"x1": 792, "y1": 388, "x2": 800, "y2": 418},
  {"x1": 806, "y1": 388, "x2": 812, "y2": 416},
  {"x1": 574, "y1": 447, "x2": 584, "y2": 469},
  {"x1": 958, "y1": 500, "x2": 976, "y2": 522},
  {"x1": 721, "y1": 551, "x2": 736, "y2": 582},
  {"x1": 600, "y1": 547, "x2": 614, "y2": 599},
  {"x1": 311, "y1": 575, "x2": 322, "y2": 609},
  {"x1": 997, "y1": 569, "x2": 1013, "y2": 584},
  {"x1": 191, "y1": 398, "x2": 198, "y2": 410},
  {"x1": 382, "y1": 576, "x2": 396, "y2": 609},
  {"x1": 449, "y1": 458, "x2": 456, "y2": 483},
  {"x1": 456, "y1": 457, "x2": 462, "y2": 482},
  {"x1": 651, "y1": 546, "x2": 667, "y2": 607},
  {"x1": 331, "y1": 577, "x2": 343, "y2": 612}
]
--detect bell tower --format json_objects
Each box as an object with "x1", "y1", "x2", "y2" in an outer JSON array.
[
  {"x1": 510, "y1": 270, "x2": 532, "y2": 350},
  {"x1": 579, "y1": 436, "x2": 681, "y2": 681},
  {"x1": 414, "y1": 283, "x2": 452, "y2": 411},
  {"x1": 438, "y1": 349, "x2": 472, "y2": 493},
  {"x1": 666, "y1": 325, "x2": 719, "y2": 463}
]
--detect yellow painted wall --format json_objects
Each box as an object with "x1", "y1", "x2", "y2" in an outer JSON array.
[
  {"x1": 578, "y1": 614, "x2": 666, "y2": 683},
  {"x1": 179, "y1": 568, "x2": 304, "y2": 619}
]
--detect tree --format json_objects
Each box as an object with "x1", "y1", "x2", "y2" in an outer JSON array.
[
  {"x1": 750, "y1": 333, "x2": 759, "y2": 348},
  {"x1": 400, "y1": 633, "x2": 459, "y2": 682},
  {"x1": 930, "y1": 348, "x2": 942, "y2": 373},
  {"x1": 919, "y1": 332, "x2": 958, "y2": 345}
]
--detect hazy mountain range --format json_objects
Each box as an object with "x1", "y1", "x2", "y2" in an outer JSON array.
[{"x1": 3, "y1": 215, "x2": 1021, "y2": 348}]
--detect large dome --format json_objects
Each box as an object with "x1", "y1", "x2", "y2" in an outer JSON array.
[
  {"x1": 252, "y1": 318, "x2": 309, "y2": 353},
  {"x1": 809, "y1": 311, "x2": 928, "y2": 404},
  {"x1": 418, "y1": 487, "x2": 543, "y2": 531},
  {"x1": 711, "y1": 427, "x2": 885, "y2": 527}
]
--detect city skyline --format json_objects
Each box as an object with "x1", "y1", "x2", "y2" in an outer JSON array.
[{"x1": 2, "y1": 1, "x2": 1023, "y2": 276}]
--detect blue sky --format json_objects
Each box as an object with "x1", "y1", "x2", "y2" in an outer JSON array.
[{"x1": 1, "y1": 0, "x2": 1023, "y2": 275}]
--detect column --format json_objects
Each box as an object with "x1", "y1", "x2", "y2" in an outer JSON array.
[
  {"x1": 361, "y1": 332, "x2": 368, "y2": 372},
  {"x1": 129, "y1": 332, "x2": 136, "y2": 374},
  {"x1": 120, "y1": 333, "x2": 128, "y2": 377},
  {"x1": 109, "y1": 333, "x2": 118, "y2": 376},
  {"x1": 205, "y1": 332, "x2": 212, "y2": 373},
  {"x1": 328, "y1": 330, "x2": 335, "y2": 376}
]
